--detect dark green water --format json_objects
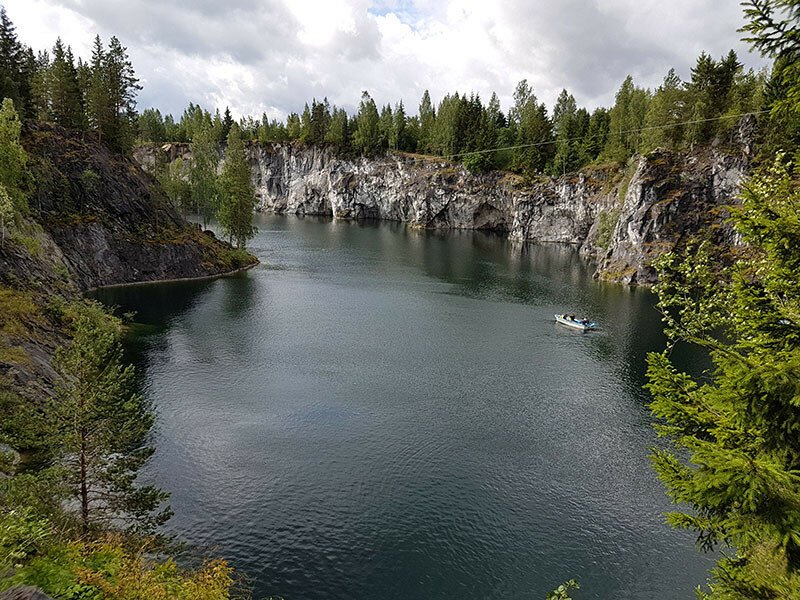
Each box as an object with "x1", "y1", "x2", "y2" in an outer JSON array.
[{"x1": 93, "y1": 214, "x2": 714, "y2": 599}]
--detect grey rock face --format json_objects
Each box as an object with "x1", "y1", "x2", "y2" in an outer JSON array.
[
  {"x1": 0, "y1": 587, "x2": 55, "y2": 600},
  {"x1": 136, "y1": 131, "x2": 751, "y2": 284}
]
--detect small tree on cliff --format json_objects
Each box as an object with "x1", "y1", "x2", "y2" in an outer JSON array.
[
  {"x1": 53, "y1": 301, "x2": 171, "y2": 533},
  {"x1": 217, "y1": 123, "x2": 256, "y2": 248}
]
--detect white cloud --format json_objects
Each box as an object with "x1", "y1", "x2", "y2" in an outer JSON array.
[{"x1": 2, "y1": 0, "x2": 770, "y2": 119}]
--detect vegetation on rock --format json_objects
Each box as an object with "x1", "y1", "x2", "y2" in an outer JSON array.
[{"x1": 646, "y1": 2, "x2": 800, "y2": 596}]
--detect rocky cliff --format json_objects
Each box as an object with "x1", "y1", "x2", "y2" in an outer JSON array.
[
  {"x1": 1, "y1": 123, "x2": 256, "y2": 400},
  {"x1": 137, "y1": 119, "x2": 753, "y2": 285}
]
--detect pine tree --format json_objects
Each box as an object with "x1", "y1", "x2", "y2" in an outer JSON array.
[
  {"x1": 86, "y1": 36, "x2": 110, "y2": 139},
  {"x1": 217, "y1": 123, "x2": 256, "y2": 248},
  {"x1": 53, "y1": 302, "x2": 170, "y2": 533},
  {"x1": 86, "y1": 36, "x2": 140, "y2": 153},
  {"x1": 137, "y1": 107, "x2": 166, "y2": 143},
  {"x1": 103, "y1": 36, "x2": 140, "y2": 152}
]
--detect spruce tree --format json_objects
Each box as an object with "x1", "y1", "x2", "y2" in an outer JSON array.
[
  {"x1": 550, "y1": 89, "x2": 585, "y2": 175},
  {"x1": 49, "y1": 39, "x2": 83, "y2": 129},
  {"x1": 581, "y1": 108, "x2": 610, "y2": 161},
  {"x1": 325, "y1": 106, "x2": 350, "y2": 150},
  {"x1": 378, "y1": 103, "x2": 393, "y2": 150},
  {"x1": 418, "y1": 89, "x2": 435, "y2": 153},
  {"x1": 391, "y1": 100, "x2": 406, "y2": 150},
  {"x1": 221, "y1": 106, "x2": 234, "y2": 140},
  {"x1": 217, "y1": 123, "x2": 256, "y2": 248},
  {"x1": 647, "y1": 156, "x2": 800, "y2": 598},
  {"x1": 0, "y1": 7, "x2": 24, "y2": 115}
]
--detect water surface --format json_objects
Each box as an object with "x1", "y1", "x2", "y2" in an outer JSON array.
[{"x1": 94, "y1": 214, "x2": 714, "y2": 599}]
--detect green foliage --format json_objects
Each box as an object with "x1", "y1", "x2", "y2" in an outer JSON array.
[
  {"x1": 48, "y1": 38, "x2": 84, "y2": 129},
  {"x1": 354, "y1": 91, "x2": 382, "y2": 157},
  {"x1": 50, "y1": 300, "x2": 170, "y2": 533},
  {"x1": 646, "y1": 155, "x2": 800, "y2": 598},
  {"x1": 10, "y1": 231, "x2": 40, "y2": 257},
  {"x1": 600, "y1": 76, "x2": 650, "y2": 163},
  {"x1": 0, "y1": 183, "x2": 13, "y2": 247},
  {"x1": 156, "y1": 156, "x2": 191, "y2": 211},
  {"x1": 509, "y1": 79, "x2": 553, "y2": 175},
  {"x1": 0, "y1": 98, "x2": 29, "y2": 214},
  {"x1": 546, "y1": 579, "x2": 580, "y2": 600},
  {"x1": 0, "y1": 510, "x2": 234, "y2": 600},
  {"x1": 217, "y1": 124, "x2": 256, "y2": 248},
  {"x1": 595, "y1": 209, "x2": 620, "y2": 250},
  {"x1": 189, "y1": 124, "x2": 221, "y2": 226},
  {"x1": 80, "y1": 168, "x2": 100, "y2": 194},
  {"x1": 549, "y1": 89, "x2": 589, "y2": 176},
  {"x1": 741, "y1": 1, "x2": 800, "y2": 158},
  {"x1": 86, "y1": 35, "x2": 141, "y2": 153},
  {"x1": 0, "y1": 508, "x2": 51, "y2": 571},
  {"x1": 0, "y1": 7, "x2": 35, "y2": 119}
]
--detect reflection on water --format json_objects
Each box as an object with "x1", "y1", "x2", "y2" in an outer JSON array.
[{"x1": 91, "y1": 214, "x2": 714, "y2": 600}]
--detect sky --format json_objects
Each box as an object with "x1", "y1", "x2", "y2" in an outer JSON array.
[{"x1": 4, "y1": 0, "x2": 770, "y2": 120}]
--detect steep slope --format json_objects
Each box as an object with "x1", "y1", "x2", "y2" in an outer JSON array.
[
  {"x1": 0, "y1": 123, "x2": 256, "y2": 400},
  {"x1": 137, "y1": 118, "x2": 753, "y2": 285}
]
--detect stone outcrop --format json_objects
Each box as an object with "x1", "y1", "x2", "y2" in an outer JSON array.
[
  {"x1": 20, "y1": 124, "x2": 256, "y2": 292},
  {"x1": 137, "y1": 119, "x2": 752, "y2": 285},
  {"x1": 0, "y1": 124, "x2": 257, "y2": 406}
]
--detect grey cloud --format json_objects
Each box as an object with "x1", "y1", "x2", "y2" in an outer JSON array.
[{"x1": 24, "y1": 0, "x2": 771, "y2": 119}]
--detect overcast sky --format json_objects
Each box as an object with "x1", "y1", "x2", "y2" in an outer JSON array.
[{"x1": 4, "y1": 0, "x2": 769, "y2": 120}]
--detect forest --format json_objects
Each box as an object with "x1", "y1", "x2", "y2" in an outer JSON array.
[{"x1": 0, "y1": 1, "x2": 799, "y2": 599}]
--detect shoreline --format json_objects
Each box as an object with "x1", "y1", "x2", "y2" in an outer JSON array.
[{"x1": 83, "y1": 261, "x2": 259, "y2": 293}]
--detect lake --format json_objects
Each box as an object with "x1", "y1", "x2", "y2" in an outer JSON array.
[{"x1": 92, "y1": 213, "x2": 714, "y2": 599}]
